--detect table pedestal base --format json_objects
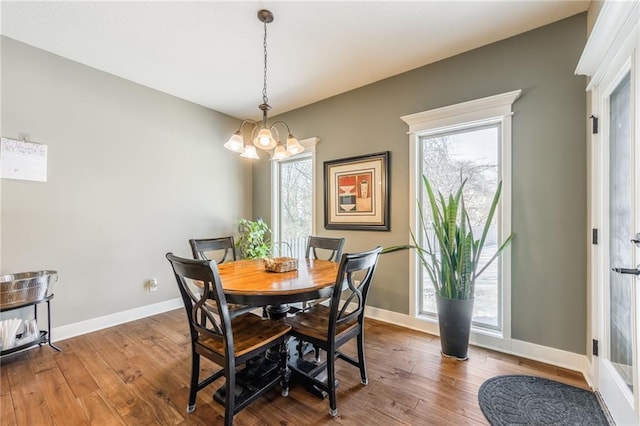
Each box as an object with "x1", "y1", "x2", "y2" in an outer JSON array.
[
  {"x1": 288, "y1": 345, "x2": 337, "y2": 399},
  {"x1": 212, "y1": 353, "x2": 288, "y2": 405},
  {"x1": 213, "y1": 304, "x2": 332, "y2": 403}
]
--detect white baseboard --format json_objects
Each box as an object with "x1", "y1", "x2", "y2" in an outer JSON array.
[
  {"x1": 508, "y1": 339, "x2": 586, "y2": 373},
  {"x1": 50, "y1": 298, "x2": 589, "y2": 382},
  {"x1": 364, "y1": 304, "x2": 589, "y2": 378},
  {"x1": 52, "y1": 298, "x2": 182, "y2": 342},
  {"x1": 583, "y1": 358, "x2": 595, "y2": 388}
]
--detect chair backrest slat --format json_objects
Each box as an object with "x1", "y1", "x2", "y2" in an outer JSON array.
[
  {"x1": 306, "y1": 236, "x2": 346, "y2": 262},
  {"x1": 190, "y1": 237, "x2": 237, "y2": 264},
  {"x1": 328, "y1": 246, "x2": 382, "y2": 333},
  {"x1": 166, "y1": 253, "x2": 234, "y2": 358}
]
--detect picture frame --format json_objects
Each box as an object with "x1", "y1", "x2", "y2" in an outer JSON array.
[{"x1": 324, "y1": 151, "x2": 390, "y2": 231}]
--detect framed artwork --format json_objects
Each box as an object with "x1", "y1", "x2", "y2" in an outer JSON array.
[{"x1": 324, "y1": 151, "x2": 390, "y2": 231}]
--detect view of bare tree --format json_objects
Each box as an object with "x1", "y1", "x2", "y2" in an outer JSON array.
[
  {"x1": 279, "y1": 158, "x2": 312, "y2": 240},
  {"x1": 420, "y1": 127, "x2": 501, "y2": 327},
  {"x1": 422, "y1": 132, "x2": 498, "y2": 231}
]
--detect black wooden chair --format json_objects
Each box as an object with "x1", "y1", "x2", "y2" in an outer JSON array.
[
  {"x1": 303, "y1": 237, "x2": 345, "y2": 307},
  {"x1": 286, "y1": 246, "x2": 382, "y2": 417},
  {"x1": 189, "y1": 236, "x2": 237, "y2": 263},
  {"x1": 189, "y1": 237, "x2": 255, "y2": 317},
  {"x1": 305, "y1": 236, "x2": 345, "y2": 262},
  {"x1": 300, "y1": 236, "x2": 347, "y2": 358},
  {"x1": 166, "y1": 253, "x2": 291, "y2": 426}
]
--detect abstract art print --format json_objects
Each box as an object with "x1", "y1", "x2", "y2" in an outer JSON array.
[{"x1": 324, "y1": 151, "x2": 389, "y2": 231}]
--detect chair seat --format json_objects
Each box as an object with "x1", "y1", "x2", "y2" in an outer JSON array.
[
  {"x1": 204, "y1": 299, "x2": 256, "y2": 317},
  {"x1": 199, "y1": 313, "x2": 291, "y2": 357},
  {"x1": 286, "y1": 305, "x2": 357, "y2": 342}
]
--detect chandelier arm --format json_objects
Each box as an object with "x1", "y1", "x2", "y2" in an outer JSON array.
[
  {"x1": 270, "y1": 126, "x2": 281, "y2": 142},
  {"x1": 269, "y1": 121, "x2": 292, "y2": 134},
  {"x1": 237, "y1": 119, "x2": 259, "y2": 132},
  {"x1": 250, "y1": 125, "x2": 260, "y2": 140}
]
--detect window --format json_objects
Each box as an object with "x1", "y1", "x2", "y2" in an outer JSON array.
[
  {"x1": 277, "y1": 155, "x2": 312, "y2": 256},
  {"x1": 271, "y1": 138, "x2": 319, "y2": 258},
  {"x1": 420, "y1": 124, "x2": 500, "y2": 329},
  {"x1": 402, "y1": 91, "x2": 519, "y2": 338}
]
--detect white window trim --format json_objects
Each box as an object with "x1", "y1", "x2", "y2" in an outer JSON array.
[
  {"x1": 401, "y1": 90, "x2": 520, "y2": 350},
  {"x1": 271, "y1": 137, "x2": 320, "y2": 241}
]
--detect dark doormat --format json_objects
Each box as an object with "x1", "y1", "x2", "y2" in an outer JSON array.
[{"x1": 478, "y1": 375, "x2": 609, "y2": 425}]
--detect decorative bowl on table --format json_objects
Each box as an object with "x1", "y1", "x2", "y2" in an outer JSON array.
[{"x1": 263, "y1": 257, "x2": 298, "y2": 273}]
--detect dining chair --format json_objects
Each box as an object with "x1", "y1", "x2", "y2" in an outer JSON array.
[
  {"x1": 166, "y1": 253, "x2": 291, "y2": 426},
  {"x1": 298, "y1": 236, "x2": 347, "y2": 360},
  {"x1": 189, "y1": 236, "x2": 237, "y2": 263},
  {"x1": 286, "y1": 246, "x2": 382, "y2": 417},
  {"x1": 189, "y1": 237, "x2": 255, "y2": 317},
  {"x1": 305, "y1": 236, "x2": 346, "y2": 262}
]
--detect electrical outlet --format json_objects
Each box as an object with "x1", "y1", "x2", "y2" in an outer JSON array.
[{"x1": 149, "y1": 278, "x2": 158, "y2": 292}]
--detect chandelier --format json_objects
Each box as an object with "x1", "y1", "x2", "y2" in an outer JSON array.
[{"x1": 224, "y1": 9, "x2": 304, "y2": 160}]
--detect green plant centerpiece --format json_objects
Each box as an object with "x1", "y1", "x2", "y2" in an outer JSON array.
[
  {"x1": 235, "y1": 218, "x2": 272, "y2": 259},
  {"x1": 385, "y1": 176, "x2": 512, "y2": 360}
]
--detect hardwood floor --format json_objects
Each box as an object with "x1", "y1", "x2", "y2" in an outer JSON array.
[{"x1": 1, "y1": 309, "x2": 589, "y2": 425}]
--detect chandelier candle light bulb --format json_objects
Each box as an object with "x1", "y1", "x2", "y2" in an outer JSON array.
[
  {"x1": 240, "y1": 143, "x2": 259, "y2": 160},
  {"x1": 254, "y1": 127, "x2": 276, "y2": 150},
  {"x1": 286, "y1": 134, "x2": 303, "y2": 154},
  {"x1": 224, "y1": 131, "x2": 244, "y2": 153},
  {"x1": 223, "y1": 9, "x2": 303, "y2": 161},
  {"x1": 272, "y1": 141, "x2": 288, "y2": 160}
]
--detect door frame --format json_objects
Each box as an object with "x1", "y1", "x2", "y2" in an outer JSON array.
[
  {"x1": 576, "y1": 1, "x2": 640, "y2": 423},
  {"x1": 593, "y1": 50, "x2": 636, "y2": 425}
]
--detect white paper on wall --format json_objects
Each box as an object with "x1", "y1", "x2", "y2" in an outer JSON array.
[{"x1": 0, "y1": 137, "x2": 48, "y2": 182}]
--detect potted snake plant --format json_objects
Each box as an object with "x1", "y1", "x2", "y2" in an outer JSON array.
[{"x1": 384, "y1": 176, "x2": 512, "y2": 360}]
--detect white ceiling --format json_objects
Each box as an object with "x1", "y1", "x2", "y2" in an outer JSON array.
[{"x1": 1, "y1": 1, "x2": 589, "y2": 120}]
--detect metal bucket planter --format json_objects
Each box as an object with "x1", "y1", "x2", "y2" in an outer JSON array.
[
  {"x1": 0, "y1": 271, "x2": 57, "y2": 309},
  {"x1": 436, "y1": 294, "x2": 474, "y2": 360}
]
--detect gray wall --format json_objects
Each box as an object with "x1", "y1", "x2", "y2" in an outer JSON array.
[
  {"x1": 254, "y1": 14, "x2": 588, "y2": 354},
  {"x1": 1, "y1": 37, "x2": 250, "y2": 327}
]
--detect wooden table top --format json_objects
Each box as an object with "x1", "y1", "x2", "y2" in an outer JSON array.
[{"x1": 217, "y1": 258, "x2": 339, "y2": 305}]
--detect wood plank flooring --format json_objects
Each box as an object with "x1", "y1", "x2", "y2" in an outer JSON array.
[{"x1": 0, "y1": 309, "x2": 589, "y2": 425}]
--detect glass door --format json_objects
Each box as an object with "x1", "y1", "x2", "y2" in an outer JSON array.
[
  {"x1": 578, "y1": 3, "x2": 639, "y2": 423},
  {"x1": 600, "y1": 70, "x2": 638, "y2": 424}
]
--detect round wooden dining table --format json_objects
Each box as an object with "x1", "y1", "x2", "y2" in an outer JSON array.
[{"x1": 217, "y1": 258, "x2": 339, "y2": 317}]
